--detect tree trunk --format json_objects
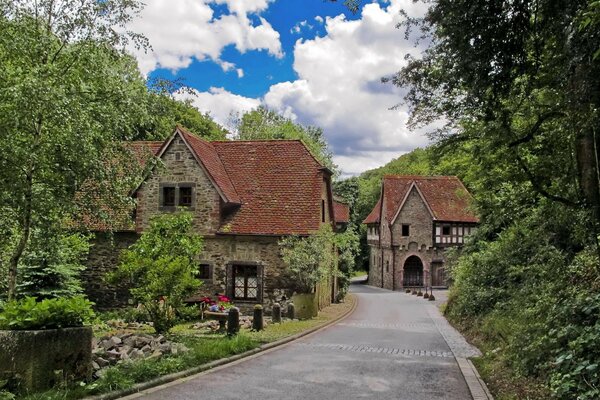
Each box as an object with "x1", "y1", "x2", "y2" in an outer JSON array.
[
  {"x1": 7, "y1": 173, "x2": 33, "y2": 301},
  {"x1": 575, "y1": 134, "x2": 600, "y2": 223}
]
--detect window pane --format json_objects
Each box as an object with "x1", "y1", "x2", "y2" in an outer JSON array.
[
  {"x1": 247, "y1": 277, "x2": 257, "y2": 288},
  {"x1": 199, "y1": 264, "x2": 210, "y2": 280},
  {"x1": 235, "y1": 288, "x2": 245, "y2": 298},
  {"x1": 247, "y1": 288, "x2": 257, "y2": 298},
  {"x1": 179, "y1": 187, "x2": 193, "y2": 207},
  {"x1": 235, "y1": 277, "x2": 245, "y2": 287},
  {"x1": 163, "y1": 187, "x2": 175, "y2": 206}
]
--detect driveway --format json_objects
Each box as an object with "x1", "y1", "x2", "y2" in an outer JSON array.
[{"x1": 126, "y1": 283, "x2": 481, "y2": 400}]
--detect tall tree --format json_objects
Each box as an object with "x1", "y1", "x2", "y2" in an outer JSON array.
[
  {"x1": 0, "y1": 0, "x2": 149, "y2": 300},
  {"x1": 236, "y1": 106, "x2": 337, "y2": 173},
  {"x1": 392, "y1": 0, "x2": 600, "y2": 239}
]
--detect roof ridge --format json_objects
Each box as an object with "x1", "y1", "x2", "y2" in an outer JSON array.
[
  {"x1": 212, "y1": 139, "x2": 306, "y2": 144},
  {"x1": 383, "y1": 175, "x2": 459, "y2": 180}
]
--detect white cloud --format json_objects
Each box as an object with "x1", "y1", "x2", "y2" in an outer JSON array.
[
  {"x1": 174, "y1": 87, "x2": 261, "y2": 130},
  {"x1": 236, "y1": 68, "x2": 245, "y2": 78},
  {"x1": 291, "y1": 20, "x2": 313, "y2": 35},
  {"x1": 158, "y1": 0, "x2": 432, "y2": 176},
  {"x1": 128, "y1": 0, "x2": 282, "y2": 75},
  {"x1": 314, "y1": 15, "x2": 324, "y2": 24},
  {"x1": 261, "y1": 0, "x2": 431, "y2": 175}
]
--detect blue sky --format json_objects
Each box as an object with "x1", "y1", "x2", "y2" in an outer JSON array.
[
  {"x1": 128, "y1": 0, "x2": 430, "y2": 177},
  {"x1": 148, "y1": 1, "x2": 362, "y2": 98}
]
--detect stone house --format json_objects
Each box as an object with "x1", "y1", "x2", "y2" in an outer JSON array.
[
  {"x1": 82, "y1": 126, "x2": 338, "y2": 310},
  {"x1": 363, "y1": 176, "x2": 478, "y2": 290}
]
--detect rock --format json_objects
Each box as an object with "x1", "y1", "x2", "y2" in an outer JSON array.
[
  {"x1": 148, "y1": 350, "x2": 163, "y2": 360},
  {"x1": 123, "y1": 336, "x2": 137, "y2": 347},
  {"x1": 106, "y1": 350, "x2": 121, "y2": 360},
  {"x1": 129, "y1": 349, "x2": 144, "y2": 360},
  {"x1": 92, "y1": 361, "x2": 100, "y2": 370},
  {"x1": 156, "y1": 335, "x2": 166, "y2": 343},
  {"x1": 110, "y1": 336, "x2": 122, "y2": 346},
  {"x1": 95, "y1": 357, "x2": 110, "y2": 367},
  {"x1": 141, "y1": 345, "x2": 152, "y2": 354},
  {"x1": 159, "y1": 343, "x2": 172, "y2": 354}
]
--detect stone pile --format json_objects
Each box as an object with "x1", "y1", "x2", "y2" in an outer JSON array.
[
  {"x1": 92, "y1": 333, "x2": 189, "y2": 377},
  {"x1": 190, "y1": 316, "x2": 290, "y2": 332}
]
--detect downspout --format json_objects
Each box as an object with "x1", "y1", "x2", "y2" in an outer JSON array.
[{"x1": 390, "y1": 223, "x2": 395, "y2": 291}]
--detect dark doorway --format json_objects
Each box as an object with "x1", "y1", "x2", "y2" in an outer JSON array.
[{"x1": 403, "y1": 256, "x2": 423, "y2": 287}]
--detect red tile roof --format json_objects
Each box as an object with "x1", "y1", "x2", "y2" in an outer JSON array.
[
  {"x1": 177, "y1": 127, "x2": 241, "y2": 205},
  {"x1": 212, "y1": 140, "x2": 326, "y2": 235},
  {"x1": 363, "y1": 198, "x2": 381, "y2": 224},
  {"x1": 363, "y1": 176, "x2": 478, "y2": 224},
  {"x1": 84, "y1": 128, "x2": 333, "y2": 235},
  {"x1": 333, "y1": 200, "x2": 350, "y2": 223}
]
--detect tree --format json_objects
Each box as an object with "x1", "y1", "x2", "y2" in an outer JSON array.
[
  {"x1": 235, "y1": 107, "x2": 337, "y2": 173},
  {"x1": 108, "y1": 212, "x2": 203, "y2": 334},
  {"x1": 392, "y1": 0, "x2": 600, "y2": 237},
  {"x1": 16, "y1": 230, "x2": 90, "y2": 299},
  {"x1": 280, "y1": 225, "x2": 339, "y2": 294},
  {"x1": 135, "y1": 83, "x2": 228, "y2": 141},
  {"x1": 0, "y1": 0, "x2": 149, "y2": 300}
]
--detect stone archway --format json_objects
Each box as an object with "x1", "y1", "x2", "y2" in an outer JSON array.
[{"x1": 403, "y1": 255, "x2": 424, "y2": 287}]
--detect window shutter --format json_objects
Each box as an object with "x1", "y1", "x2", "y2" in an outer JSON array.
[{"x1": 225, "y1": 264, "x2": 234, "y2": 298}]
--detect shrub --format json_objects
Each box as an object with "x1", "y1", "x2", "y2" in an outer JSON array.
[
  {"x1": 280, "y1": 225, "x2": 344, "y2": 294},
  {"x1": 0, "y1": 296, "x2": 95, "y2": 330},
  {"x1": 107, "y1": 212, "x2": 203, "y2": 334}
]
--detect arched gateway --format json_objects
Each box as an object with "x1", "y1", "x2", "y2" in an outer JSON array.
[{"x1": 403, "y1": 256, "x2": 424, "y2": 287}]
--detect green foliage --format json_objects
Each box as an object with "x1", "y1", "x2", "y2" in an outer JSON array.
[
  {"x1": 136, "y1": 90, "x2": 227, "y2": 141},
  {"x1": 108, "y1": 212, "x2": 203, "y2": 334},
  {"x1": 335, "y1": 226, "x2": 361, "y2": 300},
  {"x1": 280, "y1": 225, "x2": 340, "y2": 294},
  {"x1": 0, "y1": 0, "x2": 149, "y2": 299},
  {"x1": 235, "y1": 106, "x2": 337, "y2": 173},
  {"x1": 0, "y1": 296, "x2": 95, "y2": 330},
  {"x1": 97, "y1": 307, "x2": 150, "y2": 324},
  {"x1": 16, "y1": 230, "x2": 91, "y2": 299}
]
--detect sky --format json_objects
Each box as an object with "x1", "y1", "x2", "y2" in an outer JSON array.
[{"x1": 127, "y1": 0, "x2": 431, "y2": 178}]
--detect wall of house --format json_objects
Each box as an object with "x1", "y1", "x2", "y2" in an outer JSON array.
[
  {"x1": 320, "y1": 176, "x2": 332, "y2": 225},
  {"x1": 83, "y1": 232, "x2": 139, "y2": 309},
  {"x1": 391, "y1": 188, "x2": 434, "y2": 248},
  {"x1": 135, "y1": 135, "x2": 221, "y2": 234}
]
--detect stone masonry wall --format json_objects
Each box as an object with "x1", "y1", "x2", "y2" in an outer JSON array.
[
  {"x1": 135, "y1": 135, "x2": 221, "y2": 234},
  {"x1": 83, "y1": 232, "x2": 138, "y2": 309}
]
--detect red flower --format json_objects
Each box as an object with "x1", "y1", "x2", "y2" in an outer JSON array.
[{"x1": 218, "y1": 295, "x2": 230, "y2": 303}]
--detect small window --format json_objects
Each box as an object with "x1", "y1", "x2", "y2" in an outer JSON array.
[
  {"x1": 198, "y1": 263, "x2": 211, "y2": 280},
  {"x1": 442, "y1": 225, "x2": 451, "y2": 235},
  {"x1": 321, "y1": 200, "x2": 326, "y2": 222},
  {"x1": 233, "y1": 265, "x2": 258, "y2": 300},
  {"x1": 175, "y1": 152, "x2": 181, "y2": 161},
  {"x1": 386, "y1": 261, "x2": 389, "y2": 273},
  {"x1": 162, "y1": 187, "x2": 175, "y2": 207},
  {"x1": 179, "y1": 187, "x2": 193, "y2": 207},
  {"x1": 401, "y1": 224, "x2": 410, "y2": 237}
]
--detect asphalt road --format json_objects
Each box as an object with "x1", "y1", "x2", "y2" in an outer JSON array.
[{"x1": 127, "y1": 283, "x2": 474, "y2": 400}]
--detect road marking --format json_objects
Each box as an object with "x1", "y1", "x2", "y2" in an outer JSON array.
[{"x1": 296, "y1": 342, "x2": 454, "y2": 358}]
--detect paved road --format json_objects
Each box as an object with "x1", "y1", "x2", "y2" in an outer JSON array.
[{"x1": 128, "y1": 283, "x2": 478, "y2": 400}]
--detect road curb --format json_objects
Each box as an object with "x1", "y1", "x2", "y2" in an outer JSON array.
[
  {"x1": 85, "y1": 294, "x2": 358, "y2": 400},
  {"x1": 456, "y1": 357, "x2": 494, "y2": 400}
]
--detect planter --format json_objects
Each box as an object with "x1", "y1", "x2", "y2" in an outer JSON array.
[
  {"x1": 0, "y1": 326, "x2": 92, "y2": 393},
  {"x1": 203, "y1": 311, "x2": 228, "y2": 332},
  {"x1": 292, "y1": 293, "x2": 318, "y2": 320}
]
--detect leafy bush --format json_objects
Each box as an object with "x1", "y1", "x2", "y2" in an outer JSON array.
[
  {"x1": 107, "y1": 212, "x2": 203, "y2": 334},
  {"x1": 0, "y1": 296, "x2": 95, "y2": 330},
  {"x1": 280, "y1": 225, "x2": 339, "y2": 294},
  {"x1": 97, "y1": 306, "x2": 150, "y2": 323}
]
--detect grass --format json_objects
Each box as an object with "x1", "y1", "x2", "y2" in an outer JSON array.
[
  {"x1": 350, "y1": 270, "x2": 368, "y2": 278},
  {"x1": 446, "y1": 315, "x2": 551, "y2": 400},
  {"x1": 19, "y1": 295, "x2": 355, "y2": 400}
]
